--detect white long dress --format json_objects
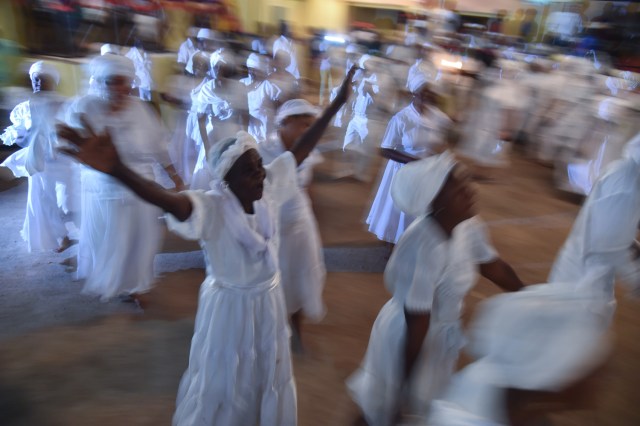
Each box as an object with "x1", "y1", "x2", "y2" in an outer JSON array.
[
  {"x1": 347, "y1": 216, "x2": 497, "y2": 426},
  {"x1": 259, "y1": 136, "x2": 326, "y2": 321},
  {"x1": 181, "y1": 78, "x2": 210, "y2": 185},
  {"x1": 549, "y1": 153, "x2": 640, "y2": 325},
  {"x1": 271, "y1": 35, "x2": 301, "y2": 80},
  {"x1": 70, "y1": 96, "x2": 172, "y2": 300},
  {"x1": 167, "y1": 152, "x2": 299, "y2": 426},
  {"x1": 366, "y1": 104, "x2": 451, "y2": 243},
  {"x1": 4, "y1": 93, "x2": 72, "y2": 252}
]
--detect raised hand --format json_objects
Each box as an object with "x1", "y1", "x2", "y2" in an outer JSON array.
[
  {"x1": 335, "y1": 65, "x2": 359, "y2": 105},
  {"x1": 56, "y1": 114, "x2": 122, "y2": 176}
]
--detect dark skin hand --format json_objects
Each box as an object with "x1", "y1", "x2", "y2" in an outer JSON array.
[{"x1": 56, "y1": 67, "x2": 358, "y2": 219}]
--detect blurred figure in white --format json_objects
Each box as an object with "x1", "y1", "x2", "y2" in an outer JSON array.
[
  {"x1": 65, "y1": 54, "x2": 183, "y2": 305},
  {"x1": 318, "y1": 40, "x2": 333, "y2": 106},
  {"x1": 177, "y1": 27, "x2": 199, "y2": 70},
  {"x1": 366, "y1": 69, "x2": 450, "y2": 245},
  {"x1": 271, "y1": 21, "x2": 300, "y2": 80},
  {"x1": 258, "y1": 99, "x2": 326, "y2": 352},
  {"x1": 1, "y1": 61, "x2": 73, "y2": 253},
  {"x1": 457, "y1": 59, "x2": 528, "y2": 172},
  {"x1": 125, "y1": 40, "x2": 154, "y2": 101},
  {"x1": 348, "y1": 153, "x2": 523, "y2": 426},
  {"x1": 342, "y1": 54, "x2": 383, "y2": 182},
  {"x1": 406, "y1": 43, "x2": 438, "y2": 91},
  {"x1": 426, "y1": 275, "x2": 611, "y2": 426},
  {"x1": 549, "y1": 131, "x2": 640, "y2": 327},
  {"x1": 269, "y1": 50, "x2": 300, "y2": 103},
  {"x1": 558, "y1": 73, "x2": 640, "y2": 195},
  {"x1": 191, "y1": 49, "x2": 247, "y2": 190},
  {"x1": 241, "y1": 53, "x2": 282, "y2": 143}
]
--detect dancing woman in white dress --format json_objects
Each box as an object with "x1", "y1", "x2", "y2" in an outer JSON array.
[
  {"x1": 57, "y1": 66, "x2": 357, "y2": 426},
  {"x1": 348, "y1": 152, "x2": 523, "y2": 426},
  {"x1": 366, "y1": 69, "x2": 450, "y2": 244}
]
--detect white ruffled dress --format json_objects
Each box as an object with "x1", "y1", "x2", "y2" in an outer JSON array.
[{"x1": 168, "y1": 152, "x2": 299, "y2": 426}]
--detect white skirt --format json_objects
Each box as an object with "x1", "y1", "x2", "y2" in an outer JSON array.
[
  {"x1": 278, "y1": 192, "x2": 326, "y2": 321},
  {"x1": 173, "y1": 275, "x2": 297, "y2": 426},
  {"x1": 78, "y1": 172, "x2": 162, "y2": 300},
  {"x1": 22, "y1": 171, "x2": 68, "y2": 252},
  {"x1": 366, "y1": 160, "x2": 415, "y2": 244},
  {"x1": 347, "y1": 299, "x2": 464, "y2": 426}
]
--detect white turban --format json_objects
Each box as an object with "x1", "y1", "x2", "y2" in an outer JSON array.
[
  {"x1": 275, "y1": 99, "x2": 319, "y2": 125},
  {"x1": 100, "y1": 43, "x2": 119, "y2": 56},
  {"x1": 466, "y1": 273, "x2": 611, "y2": 392},
  {"x1": 208, "y1": 131, "x2": 260, "y2": 183},
  {"x1": 197, "y1": 28, "x2": 216, "y2": 41},
  {"x1": 246, "y1": 53, "x2": 270, "y2": 73},
  {"x1": 185, "y1": 51, "x2": 210, "y2": 75},
  {"x1": 29, "y1": 61, "x2": 60, "y2": 85},
  {"x1": 391, "y1": 151, "x2": 456, "y2": 217},
  {"x1": 407, "y1": 67, "x2": 441, "y2": 95},
  {"x1": 92, "y1": 54, "x2": 136, "y2": 82}
]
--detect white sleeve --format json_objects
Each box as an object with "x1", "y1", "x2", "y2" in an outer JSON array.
[
  {"x1": 165, "y1": 190, "x2": 218, "y2": 241},
  {"x1": 380, "y1": 114, "x2": 403, "y2": 149},
  {"x1": 466, "y1": 218, "x2": 499, "y2": 264},
  {"x1": 405, "y1": 247, "x2": 440, "y2": 313},
  {"x1": 264, "y1": 151, "x2": 298, "y2": 206}
]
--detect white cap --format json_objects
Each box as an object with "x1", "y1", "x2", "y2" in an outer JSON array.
[
  {"x1": 208, "y1": 131, "x2": 259, "y2": 183},
  {"x1": 275, "y1": 99, "x2": 319, "y2": 125},
  {"x1": 246, "y1": 53, "x2": 270, "y2": 73},
  {"x1": 391, "y1": 151, "x2": 457, "y2": 217},
  {"x1": 197, "y1": 28, "x2": 217, "y2": 41},
  {"x1": 28, "y1": 61, "x2": 60, "y2": 85},
  {"x1": 100, "y1": 43, "x2": 120, "y2": 56}
]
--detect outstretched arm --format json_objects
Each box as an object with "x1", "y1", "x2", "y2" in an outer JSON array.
[
  {"x1": 289, "y1": 65, "x2": 358, "y2": 165},
  {"x1": 480, "y1": 258, "x2": 524, "y2": 292},
  {"x1": 57, "y1": 116, "x2": 193, "y2": 221},
  {"x1": 380, "y1": 148, "x2": 419, "y2": 164}
]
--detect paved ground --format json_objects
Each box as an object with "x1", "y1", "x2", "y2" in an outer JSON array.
[{"x1": 1, "y1": 150, "x2": 639, "y2": 425}]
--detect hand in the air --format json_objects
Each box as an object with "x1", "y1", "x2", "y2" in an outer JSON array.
[
  {"x1": 56, "y1": 114, "x2": 122, "y2": 176},
  {"x1": 335, "y1": 65, "x2": 359, "y2": 105}
]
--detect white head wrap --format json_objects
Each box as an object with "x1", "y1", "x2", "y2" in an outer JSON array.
[
  {"x1": 408, "y1": 67, "x2": 441, "y2": 95},
  {"x1": 246, "y1": 53, "x2": 270, "y2": 73},
  {"x1": 466, "y1": 274, "x2": 611, "y2": 391},
  {"x1": 391, "y1": 151, "x2": 457, "y2": 217},
  {"x1": 345, "y1": 43, "x2": 359, "y2": 54},
  {"x1": 92, "y1": 54, "x2": 136, "y2": 82},
  {"x1": 100, "y1": 43, "x2": 119, "y2": 56},
  {"x1": 275, "y1": 99, "x2": 319, "y2": 125},
  {"x1": 197, "y1": 28, "x2": 217, "y2": 41},
  {"x1": 185, "y1": 51, "x2": 210, "y2": 75},
  {"x1": 208, "y1": 131, "x2": 260, "y2": 183},
  {"x1": 29, "y1": 61, "x2": 60, "y2": 85}
]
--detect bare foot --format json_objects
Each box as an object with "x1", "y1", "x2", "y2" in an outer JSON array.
[{"x1": 54, "y1": 236, "x2": 75, "y2": 253}]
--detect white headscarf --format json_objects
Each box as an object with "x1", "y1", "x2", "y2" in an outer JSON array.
[
  {"x1": 408, "y1": 67, "x2": 441, "y2": 95},
  {"x1": 275, "y1": 99, "x2": 319, "y2": 125},
  {"x1": 208, "y1": 131, "x2": 260, "y2": 183},
  {"x1": 92, "y1": 54, "x2": 136, "y2": 82},
  {"x1": 100, "y1": 43, "x2": 120, "y2": 56},
  {"x1": 391, "y1": 151, "x2": 457, "y2": 217},
  {"x1": 29, "y1": 61, "x2": 60, "y2": 85},
  {"x1": 196, "y1": 28, "x2": 217, "y2": 41},
  {"x1": 466, "y1": 273, "x2": 611, "y2": 392},
  {"x1": 246, "y1": 53, "x2": 270, "y2": 73}
]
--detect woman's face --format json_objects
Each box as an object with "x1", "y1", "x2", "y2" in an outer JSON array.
[
  {"x1": 432, "y1": 165, "x2": 477, "y2": 222},
  {"x1": 31, "y1": 73, "x2": 54, "y2": 93},
  {"x1": 103, "y1": 75, "x2": 132, "y2": 108},
  {"x1": 278, "y1": 114, "x2": 315, "y2": 150},
  {"x1": 225, "y1": 149, "x2": 267, "y2": 204}
]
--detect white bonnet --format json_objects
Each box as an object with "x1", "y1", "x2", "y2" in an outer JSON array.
[
  {"x1": 208, "y1": 131, "x2": 260, "y2": 183},
  {"x1": 466, "y1": 274, "x2": 611, "y2": 392},
  {"x1": 29, "y1": 61, "x2": 60, "y2": 85},
  {"x1": 391, "y1": 151, "x2": 457, "y2": 217},
  {"x1": 275, "y1": 99, "x2": 319, "y2": 125}
]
